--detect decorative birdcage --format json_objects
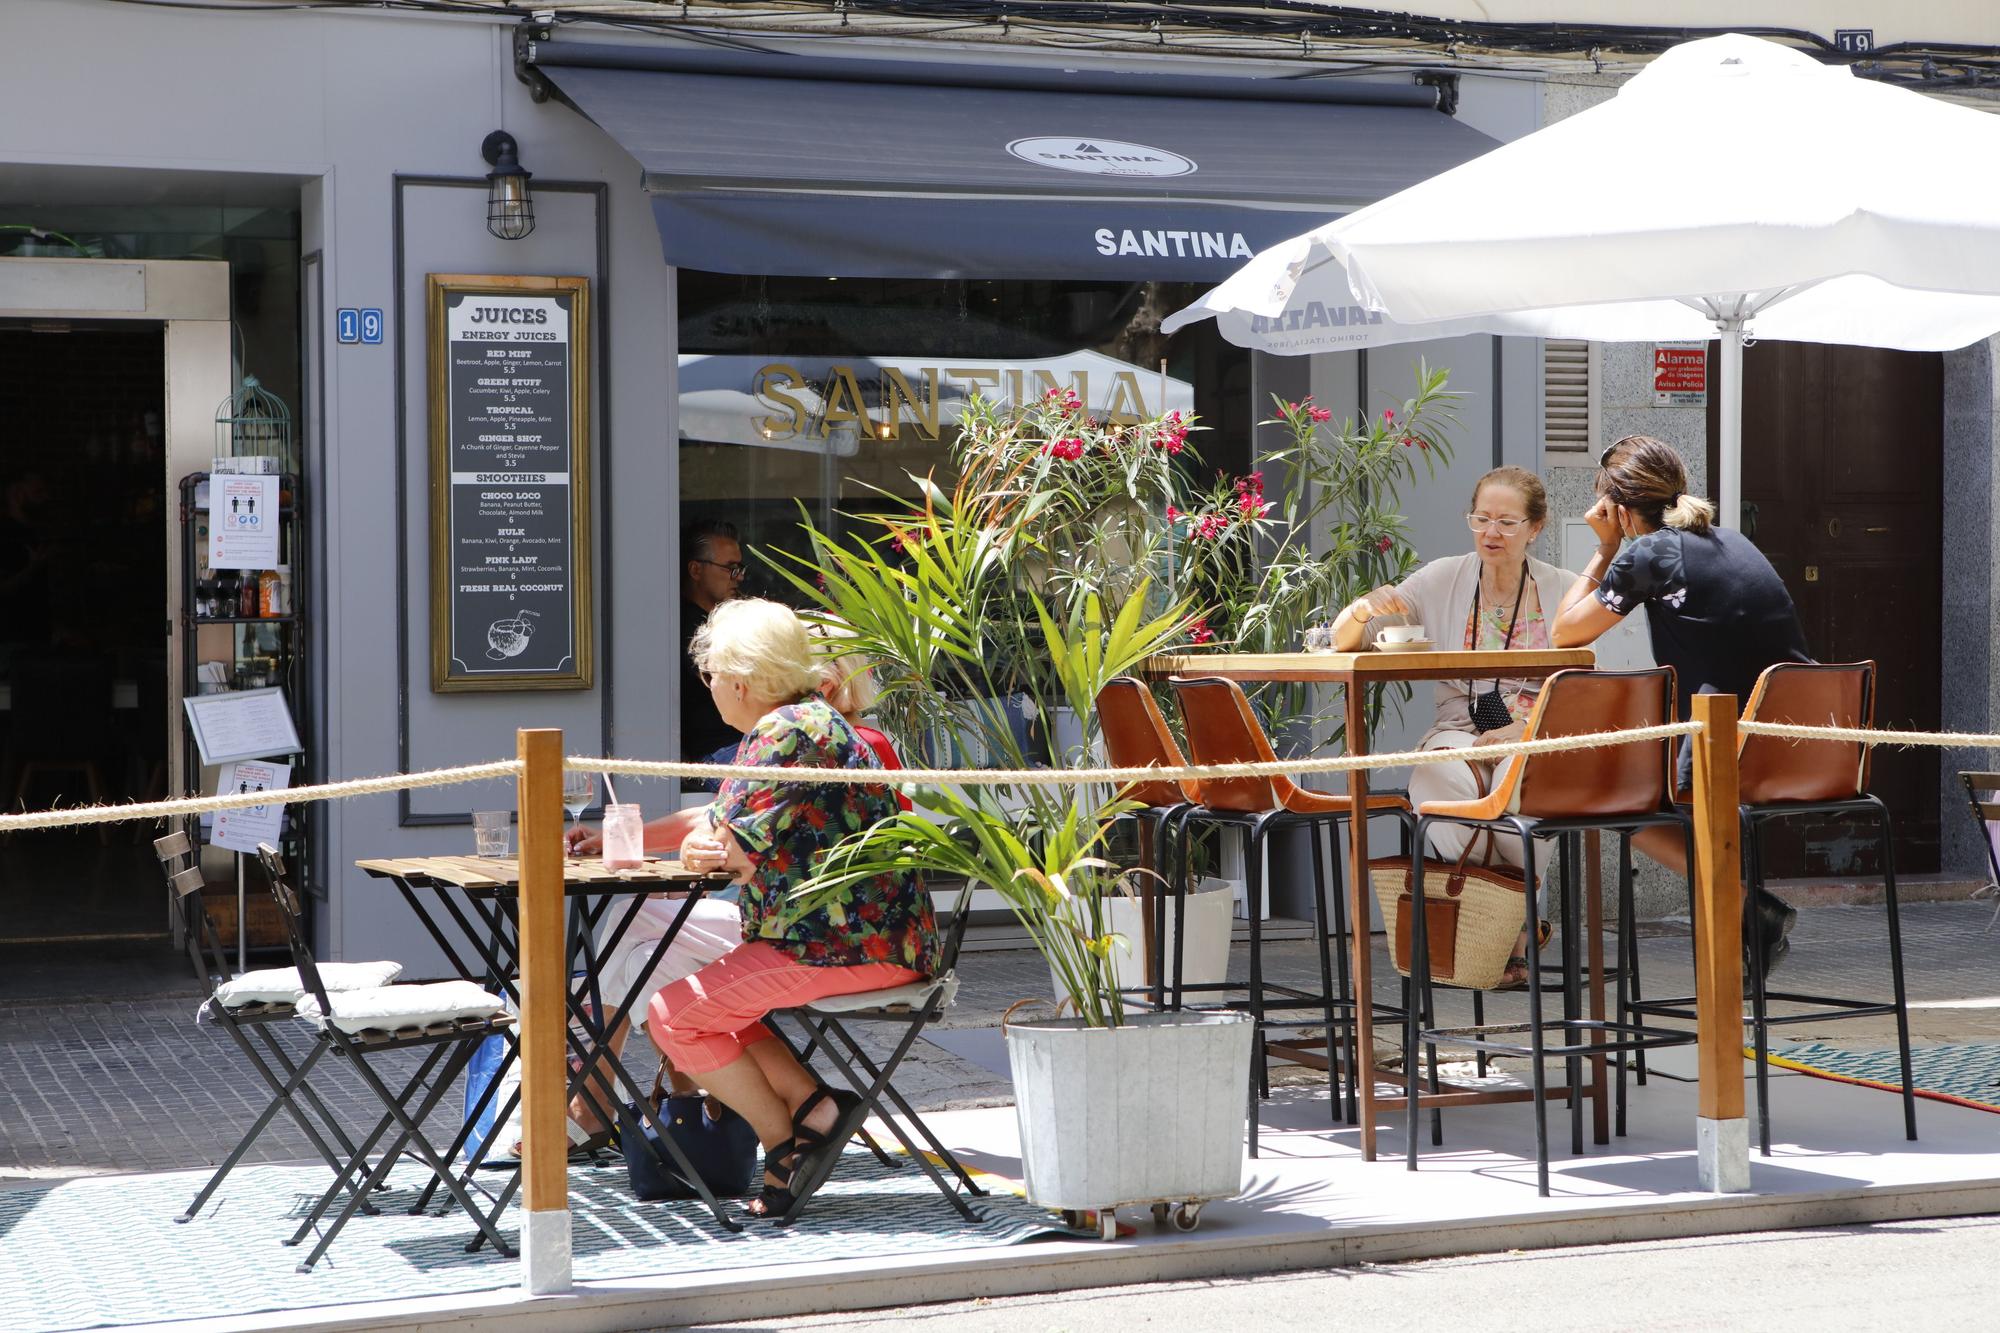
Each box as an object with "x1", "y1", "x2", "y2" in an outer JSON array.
[{"x1": 214, "y1": 375, "x2": 293, "y2": 471}]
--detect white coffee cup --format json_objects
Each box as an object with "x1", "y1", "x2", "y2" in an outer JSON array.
[{"x1": 1378, "y1": 623, "x2": 1427, "y2": 644}]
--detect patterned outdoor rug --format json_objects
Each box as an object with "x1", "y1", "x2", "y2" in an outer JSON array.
[
  {"x1": 1766, "y1": 1042, "x2": 2000, "y2": 1113},
  {"x1": 0, "y1": 1149, "x2": 1072, "y2": 1332}
]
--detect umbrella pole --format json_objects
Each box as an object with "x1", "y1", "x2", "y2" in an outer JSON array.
[{"x1": 1716, "y1": 317, "x2": 1745, "y2": 532}]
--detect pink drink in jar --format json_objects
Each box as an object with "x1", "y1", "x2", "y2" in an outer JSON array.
[{"x1": 601, "y1": 803, "x2": 645, "y2": 870}]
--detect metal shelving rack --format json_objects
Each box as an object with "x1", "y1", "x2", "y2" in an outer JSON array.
[{"x1": 177, "y1": 469, "x2": 309, "y2": 965}]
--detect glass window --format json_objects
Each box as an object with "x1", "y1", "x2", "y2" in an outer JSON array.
[{"x1": 675, "y1": 274, "x2": 1249, "y2": 604}]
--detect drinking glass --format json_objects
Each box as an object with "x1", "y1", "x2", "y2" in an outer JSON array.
[
  {"x1": 471, "y1": 809, "x2": 511, "y2": 858},
  {"x1": 601, "y1": 803, "x2": 645, "y2": 870},
  {"x1": 1302, "y1": 625, "x2": 1337, "y2": 653},
  {"x1": 562, "y1": 770, "x2": 595, "y2": 842}
]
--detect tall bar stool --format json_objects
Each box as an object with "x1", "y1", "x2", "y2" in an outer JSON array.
[
  {"x1": 1169, "y1": 674, "x2": 1410, "y2": 1150},
  {"x1": 1095, "y1": 678, "x2": 1202, "y2": 1010},
  {"x1": 1409, "y1": 667, "x2": 1697, "y2": 1196},
  {"x1": 1626, "y1": 661, "x2": 1916, "y2": 1154}
]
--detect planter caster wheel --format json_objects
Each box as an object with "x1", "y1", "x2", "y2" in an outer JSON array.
[
  {"x1": 1151, "y1": 1202, "x2": 1172, "y2": 1225},
  {"x1": 1099, "y1": 1208, "x2": 1119, "y2": 1242},
  {"x1": 1172, "y1": 1203, "x2": 1202, "y2": 1232}
]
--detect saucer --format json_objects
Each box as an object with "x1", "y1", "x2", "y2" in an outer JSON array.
[{"x1": 1374, "y1": 639, "x2": 1436, "y2": 653}]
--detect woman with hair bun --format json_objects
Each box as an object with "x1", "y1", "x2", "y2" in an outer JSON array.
[{"x1": 1554, "y1": 435, "x2": 1811, "y2": 879}]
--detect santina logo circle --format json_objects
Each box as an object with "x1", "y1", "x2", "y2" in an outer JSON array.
[{"x1": 1006, "y1": 137, "x2": 1197, "y2": 177}]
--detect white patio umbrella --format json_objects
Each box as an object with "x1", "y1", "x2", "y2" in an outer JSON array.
[{"x1": 1165, "y1": 34, "x2": 2000, "y2": 528}]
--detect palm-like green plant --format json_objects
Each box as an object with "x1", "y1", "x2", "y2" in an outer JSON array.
[{"x1": 772, "y1": 422, "x2": 1193, "y2": 1026}]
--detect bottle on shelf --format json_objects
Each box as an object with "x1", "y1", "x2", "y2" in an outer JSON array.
[
  {"x1": 259, "y1": 566, "x2": 290, "y2": 617},
  {"x1": 240, "y1": 572, "x2": 259, "y2": 618}
]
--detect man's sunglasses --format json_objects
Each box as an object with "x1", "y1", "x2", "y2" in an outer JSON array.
[{"x1": 695, "y1": 558, "x2": 747, "y2": 579}]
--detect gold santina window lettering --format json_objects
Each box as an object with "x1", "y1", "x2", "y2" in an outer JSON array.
[{"x1": 750, "y1": 361, "x2": 1169, "y2": 442}]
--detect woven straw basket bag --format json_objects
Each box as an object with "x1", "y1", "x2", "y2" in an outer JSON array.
[
  {"x1": 1369, "y1": 845, "x2": 1527, "y2": 991},
  {"x1": 1369, "y1": 767, "x2": 1528, "y2": 990}
]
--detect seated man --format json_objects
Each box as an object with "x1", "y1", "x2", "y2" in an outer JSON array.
[{"x1": 682, "y1": 519, "x2": 746, "y2": 782}]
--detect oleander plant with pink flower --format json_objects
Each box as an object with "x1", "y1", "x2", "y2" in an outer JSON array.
[{"x1": 771, "y1": 369, "x2": 1454, "y2": 1021}]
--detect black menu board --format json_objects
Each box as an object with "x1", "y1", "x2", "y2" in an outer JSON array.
[{"x1": 428, "y1": 275, "x2": 592, "y2": 691}]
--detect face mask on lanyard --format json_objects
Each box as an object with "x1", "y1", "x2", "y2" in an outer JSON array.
[{"x1": 1468, "y1": 564, "x2": 1527, "y2": 733}]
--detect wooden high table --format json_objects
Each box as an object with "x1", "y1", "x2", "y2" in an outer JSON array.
[{"x1": 1150, "y1": 648, "x2": 1596, "y2": 1160}]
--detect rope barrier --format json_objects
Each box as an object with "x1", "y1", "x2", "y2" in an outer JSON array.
[
  {"x1": 31, "y1": 714, "x2": 2000, "y2": 835},
  {"x1": 1739, "y1": 720, "x2": 2000, "y2": 749},
  {"x1": 0, "y1": 759, "x2": 524, "y2": 833},
  {"x1": 0, "y1": 723, "x2": 1703, "y2": 833},
  {"x1": 570, "y1": 721, "x2": 1703, "y2": 787}
]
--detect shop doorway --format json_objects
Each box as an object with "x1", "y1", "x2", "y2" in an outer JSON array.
[
  {"x1": 0, "y1": 325, "x2": 172, "y2": 959},
  {"x1": 1709, "y1": 341, "x2": 1944, "y2": 874}
]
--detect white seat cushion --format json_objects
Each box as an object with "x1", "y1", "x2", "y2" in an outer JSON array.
[
  {"x1": 296, "y1": 980, "x2": 508, "y2": 1034},
  {"x1": 803, "y1": 972, "x2": 956, "y2": 1015},
  {"x1": 214, "y1": 960, "x2": 402, "y2": 1008}
]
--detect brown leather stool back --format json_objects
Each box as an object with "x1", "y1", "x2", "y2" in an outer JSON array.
[
  {"x1": 1095, "y1": 678, "x2": 1199, "y2": 809},
  {"x1": 1168, "y1": 676, "x2": 1300, "y2": 813},
  {"x1": 1513, "y1": 667, "x2": 1678, "y2": 820},
  {"x1": 1737, "y1": 661, "x2": 1874, "y2": 805}
]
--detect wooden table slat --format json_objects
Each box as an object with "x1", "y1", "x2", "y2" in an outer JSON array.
[
  {"x1": 357, "y1": 854, "x2": 710, "y2": 889},
  {"x1": 1149, "y1": 648, "x2": 1594, "y2": 684}
]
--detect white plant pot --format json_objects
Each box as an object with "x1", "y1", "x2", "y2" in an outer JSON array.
[
  {"x1": 1048, "y1": 705, "x2": 1106, "y2": 768},
  {"x1": 1047, "y1": 884, "x2": 1233, "y2": 998},
  {"x1": 1003, "y1": 1010, "x2": 1252, "y2": 1213}
]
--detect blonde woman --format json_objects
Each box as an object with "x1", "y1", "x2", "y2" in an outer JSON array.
[{"x1": 660, "y1": 598, "x2": 936, "y2": 1220}]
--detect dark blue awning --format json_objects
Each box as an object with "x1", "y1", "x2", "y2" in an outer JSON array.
[{"x1": 535, "y1": 51, "x2": 1497, "y2": 281}]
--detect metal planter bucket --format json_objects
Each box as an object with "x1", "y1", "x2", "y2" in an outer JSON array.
[{"x1": 1003, "y1": 1009, "x2": 1252, "y2": 1220}]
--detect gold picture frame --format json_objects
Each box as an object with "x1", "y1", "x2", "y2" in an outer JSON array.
[{"x1": 427, "y1": 274, "x2": 593, "y2": 692}]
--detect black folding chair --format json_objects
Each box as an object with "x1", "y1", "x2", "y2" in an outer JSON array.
[
  {"x1": 772, "y1": 887, "x2": 984, "y2": 1224},
  {"x1": 256, "y1": 845, "x2": 518, "y2": 1272},
  {"x1": 156, "y1": 830, "x2": 378, "y2": 1225}
]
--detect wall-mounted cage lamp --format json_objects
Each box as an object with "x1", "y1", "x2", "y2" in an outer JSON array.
[{"x1": 481, "y1": 130, "x2": 535, "y2": 240}]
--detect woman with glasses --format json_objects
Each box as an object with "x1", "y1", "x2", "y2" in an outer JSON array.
[{"x1": 1333, "y1": 465, "x2": 1568, "y2": 985}]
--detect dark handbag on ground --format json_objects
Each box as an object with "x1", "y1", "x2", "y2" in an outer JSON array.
[
  {"x1": 1742, "y1": 884, "x2": 1797, "y2": 982},
  {"x1": 619, "y1": 1071, "x2": 761, "y2": 1201}
]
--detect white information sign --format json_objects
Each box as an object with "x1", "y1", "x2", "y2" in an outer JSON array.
[
  {"x1": 208, "y1": 474, "x2": 280, "y2": 570},
  {"x1": 182, "y1": 686, "x2": 302, "y2": 765},
  {"x1": 211, "y1": 760, "x2": 291, "y2": 854}
]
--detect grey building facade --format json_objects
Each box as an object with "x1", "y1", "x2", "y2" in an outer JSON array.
[{"x1": 5, "y1": 1, "x2": 1971, "y2": 972}]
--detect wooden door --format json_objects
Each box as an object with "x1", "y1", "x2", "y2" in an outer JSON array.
[{"x1": 1709, "y1": 342, "x2": 1943, "y2": 874}]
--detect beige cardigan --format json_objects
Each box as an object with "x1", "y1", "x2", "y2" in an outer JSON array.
[{"x1": 1374, "y1": 551, "x2": 1574, "y2": 747}]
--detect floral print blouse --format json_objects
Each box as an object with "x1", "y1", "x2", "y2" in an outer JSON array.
[{"x1": 714, "y1": 698, "x2": 938, "y2": 973}]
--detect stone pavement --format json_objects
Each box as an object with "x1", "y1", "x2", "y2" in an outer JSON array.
[{"x1": 2, "y1": 902, "x2": 1994, "y2": 1181}]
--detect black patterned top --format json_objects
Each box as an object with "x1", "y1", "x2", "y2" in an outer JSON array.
[{"x1": 1596, "y1": 526, "x2": 1811, "y2": 715}]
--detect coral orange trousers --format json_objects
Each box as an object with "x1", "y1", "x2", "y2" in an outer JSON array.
[{"x1": 648, "y1": 941, "x2": 920, "y2": 1076}]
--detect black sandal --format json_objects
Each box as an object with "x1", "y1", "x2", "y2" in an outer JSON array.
[
  {"x1": 744, "y1": 1086, "x2": 869, "y2": 1225},
  {"x1": 746, "y1": 1138, "x2": 805, "y2": 1221},
  {"x1": 791, "y1": 1085, "x2": 865, "y2": 1149}
]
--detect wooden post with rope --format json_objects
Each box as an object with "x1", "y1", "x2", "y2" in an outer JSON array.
[
  {"x1": 1689, "y1": 695, "x2": 1750, "y2": 1192},
  {"x1": 516, "y1": 728, "x2": 571, "y2": 1292}
]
